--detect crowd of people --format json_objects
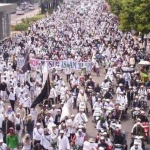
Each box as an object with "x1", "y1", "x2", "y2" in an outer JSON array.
[{"x1": 0, "y1": 0, "x2": 150, "y2": 149}]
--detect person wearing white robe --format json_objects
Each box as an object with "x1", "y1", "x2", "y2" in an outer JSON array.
[
  {"x1": 34, "y1": 84, "x2": 42, "y2": 97},
  {"x1": 0, "y1": 99, "x2": 5, "y2": 113},
  {"x1": 116, "y1": 84, "x2": 123, "y2": 100},
  {"x1": 23, "y1": 93, "x2": 31, "y2": 116},
  {"x1": 93, "y1": 99, "x2": 103, "y2": 110},
  {"x1": 18, "y1": 90, "x2": 24, "y2": 104},
  {"x1": 49, "y1": 86, "x2": 57, "y2": 105},
  {"x1": 45, "y1": 112, "x2": 54, "y2": 129},
  {"x1": 40, "y1": 128, "x2": 52, "y2": 150},
  {"x1": 117, "y1": 92, "x2": 127, "y2": 105},
  {"x1": 65, "y1": 64, "x2": 72, "y2": 82},
  {"x1": 66, "y1": 93, "x2": 73, "y2": 115},
  {"x1": 104, "y1": 99, "x2": 114, "y2": 108},
  {"x1": 14, "y1": 113, "x2": 23, "y2": 143},
  {"x1": 0, "y1": 112, "x2": 4, "y2": 129},
  {"x1": 66, "y1": 115, "x2": 77, "y2": 139},
  {"x1": 57, "y1": 130, "x2": 70, "y2": 150},
  {"x1": 30, "y1": 107, "x2": 38, "y2": 125},
  {"x1": 0, "y1": 139, "x2": 7, "y2": 150},
  {"x1": 50, "y1": 105, "x2": 57, "y2": 121},
  {"x1": 50, "y1": 124, "x2": 59, "y2": 147},
  {"x1": 74, "y1": 109, "x2": 88, "y2": 125}
]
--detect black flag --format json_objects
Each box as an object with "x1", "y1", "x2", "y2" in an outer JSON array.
[
  {"x1": 31, "y1": 73, "x2": 50, "y2": 108},
  {"x1": 21, "y1": 49, "x2": 31, "y2": 73}
]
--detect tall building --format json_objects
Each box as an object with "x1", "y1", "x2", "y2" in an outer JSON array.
[{"x1": 0, "y1": 3, "x2": 16, "y2": 41}]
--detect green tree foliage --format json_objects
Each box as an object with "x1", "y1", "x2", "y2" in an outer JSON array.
[
  {"x1": 106, "y1": 0, "x2": 122, "y2": 15},
  {"x1": 107, "y1": 0, "x2": 150, "y2": 34}
]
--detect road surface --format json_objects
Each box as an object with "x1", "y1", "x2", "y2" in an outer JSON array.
[
  {"x1": 11, "y1": 3, "x2": 40, "y2": 25},
  {"x1": 4, "y1": 66, "x2": 150, "y2": 149}
]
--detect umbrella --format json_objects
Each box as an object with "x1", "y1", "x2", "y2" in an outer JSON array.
[{"x1": 138, "y1": 60, "x2": 150, "y2": 65}]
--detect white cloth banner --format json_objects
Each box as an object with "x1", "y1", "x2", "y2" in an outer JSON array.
[
  {"x1": 28, "y1": 58, "x2": 92, "y2": 71},
  {"x1": 60, "y1": 103, "x2": 70, "y2": 122}
]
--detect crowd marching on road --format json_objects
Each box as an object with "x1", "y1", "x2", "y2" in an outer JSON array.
[{"x1": 0, "y1": 0, "x2": 150, "y2": 149}]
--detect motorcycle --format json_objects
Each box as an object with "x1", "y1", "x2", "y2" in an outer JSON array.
[
  {"x1": 139, "y1": 95, "x2": 148, "y2": 108},
  {"x1": 71, "y1": 145, "x2": 83, "y2": 150},
  {"x1": 118, "y1": 104, "x2": 126, "y2": 120},
  {"x1": 141, "y1": 122, "x2": 149, "y2": 143},
  {"x1": 93, "y1": 107, "x2": 102, "y2": 123},
  {"x1": 133, "y1": 136, "x2": 144, "y2": 149},
  {"x1": 109, "y1": 119, "x2": 121, "y2": 135},
  {"x1": 79, "y1": 101, "x2": 86, "y2": 112},
  {"x1": 114, "y1": 144, "x2": 125, "y2": 150},
  {"x1": 132, "y1": 107, "x2": 141, "y2": 121}
]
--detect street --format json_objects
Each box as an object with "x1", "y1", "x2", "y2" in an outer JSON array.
[
  {"x1": 11, "y1": 3, "x2": 40, "y2": 25},
  {"x1": 8, "y1": 1, "x2": 150, "y2": 149},
  {"x1": 69, "y1": 67, "x2": 150, "y2": 149}
]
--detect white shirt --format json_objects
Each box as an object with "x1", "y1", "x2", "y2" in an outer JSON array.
[
  {"x1": 130, "y1": 146, "x2": 143, "y2": 150},
  {"x1": 66, "y1": 119, "x2": 77, "y2": 134},
  {"x1": 93, "y1": 102, "x2": 103, "y2": 109},
  {"x1": 8, "y1": 92, "x2": 16, "y2": 101},
  {"x1": 0, "y1": 113, "x2": 4, "y2": 128},
  {"x1": 40, "y1": 134, "x2": 51, "y2": 150},
  {"x1": 22, "y1": 141, "x2": 32, "y2": 150},
  {"x1": 15, "y1": 117, "x2": 23, "y2": 129},
  {"x1": 50, "y1": 109, "x2": 57, "y2": 120},
  {"x1": 0, "y1": 143, "x2": 7, "y2": 150},
  {"x1": 117, "y1": 95, "x2": 127, "y2": 105},
  {"x1": 33, "y1": 127, "x2": 44, "y2": 141},
  {"x1": 50, "y1": 128, "x2": 59, "y2": 142},
  {"x1": 65, "y1": 67, "x2": 72, "y2": 74},
  {"x1": 18, "y1": 93, "x2": 24, "y2": 104},
  {"x1": 96, "y1": 120, "x2": 109, "y2": 130},
  {"x1": 74, "y1": 113, "x2": 88, "y2": 125},
  {"x1": 49, "y1": 88, "x2": 57, "y2": 98},
  {"x1": 57, "y1": 135, "x2": 70, "y2": 150},
  {"x1": 0, "y1": 101, "x2": 4, "y2": 113},
  {"x1": 23, "y1": 97, "x2": 31, "y2": 108},
  {"x1": 75, "y1": 132, "x2": 86, "y2": 146}
]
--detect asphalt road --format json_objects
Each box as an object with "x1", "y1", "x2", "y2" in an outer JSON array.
[
  {"x1": 11, "y1": 3, "x2": 40, "y2": 25},
  {"x1": 4, "y1": 66, "x2": 150, "y2": 149},
  {"x1": 68, "y1": 67, "x2": 150, "y2": 150}
]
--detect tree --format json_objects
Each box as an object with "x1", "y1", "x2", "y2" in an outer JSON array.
[
  {"x1": 107, "y1": 0, "x2": 150, "y2": 35},
  {"x1": 106, "y1": 0, "x2": 122, "y2": 15}
]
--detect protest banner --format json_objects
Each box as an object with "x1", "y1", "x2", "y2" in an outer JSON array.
[
  {"x1": 29, "y1": 58, "x2": 92, "y2": 71},
  {"x1": 17, "y1": 57, "x2": 93, "y2": 71}
]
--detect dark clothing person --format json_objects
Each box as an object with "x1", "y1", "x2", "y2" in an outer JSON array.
[
  {"x1": 86, "y1": 80, "x2": 95, "y2": 89},
  {"x1": 132, "y1": 100, "x2": 142, "y2": 108},
  {"x1": 104, "y1": 91, "x2": 113, "y2": 99},
  {"x1": 3, "y1": 51, "x2": 9, "y2": 61},
  {"x1": 33, "y1": 143, "x2": 44, "y2": 150},
  {"x1": 140, "y1": 116, "x2": 148, "y2": 123},
  {"x1": 2, "y1": 119, "x2": 14, "y2": 143},
  {"x1": 94, "y1": 86, "x2": 101, "y2": 93},
  {"x1": 54, "y1": 114, "x2": 61, "y2": 126},
  {"x1": 132, "y1": 126, "x2": 144, "y2": 136},
  {"x1": 117, "y1": 78, "x2": 125, "y2": 85},
  {"x1": 127, "y1": 90, "x2": 134, "y2": 106},
  {"x1": 114, "y1": 134, "x2": 126, "y2": 145},
  {"x1": 25, "y1": 120, "x2": 34, "y2": 139}
]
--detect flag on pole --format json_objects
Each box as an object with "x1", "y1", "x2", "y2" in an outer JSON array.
[
  {"x1": 31, "y1": 73, "x2": 50, "y2": 108},
  {"x1": 21, "y1": 49, "x2": 31, "y2": 73}
]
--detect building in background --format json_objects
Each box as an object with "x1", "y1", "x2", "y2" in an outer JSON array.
[{"x1": 0, "y1": 3, "x2": 16, "y2": 41}]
